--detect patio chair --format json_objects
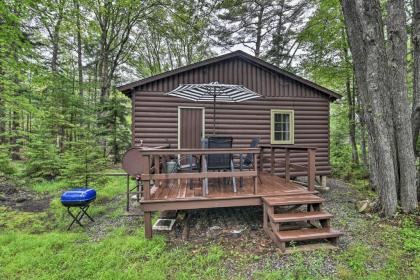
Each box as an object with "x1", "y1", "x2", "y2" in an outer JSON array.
[
  {"x1": 235, "y1": 137, "x2": 262, "y2": 187},
  {"x1": 206, "y1": 136, "x2": 237, "y2": 193}
]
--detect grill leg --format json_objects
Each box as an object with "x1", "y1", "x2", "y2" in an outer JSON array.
[
  {"x1": 67, "y1": 207, "x2": 84, "y2": 230},
  {"x1": 66, "y1": 205, "x2": 94, "y2": 230},
  {"x1": 80, "y1": 206, "x2": 94, "y2": 222}
]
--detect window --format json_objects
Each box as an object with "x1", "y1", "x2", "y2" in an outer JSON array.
[{"x1": 271, "y1": 109, "x2": 294, "y2": 144}]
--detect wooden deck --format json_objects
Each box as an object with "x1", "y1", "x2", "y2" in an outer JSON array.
[
  {"x1": 141, "y1": 172, "x2": 316, "y2": 212},
  {"x1": 131, "y1": 147, "x2": 342, "y2": 250},
  {"x1": 150, "y1": 172, "x2": 312, "y2": 201}
]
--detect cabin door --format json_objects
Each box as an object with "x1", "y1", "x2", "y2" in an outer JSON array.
[{"x1": 178, "y1": 107, "x2": 205, "y2": 149}]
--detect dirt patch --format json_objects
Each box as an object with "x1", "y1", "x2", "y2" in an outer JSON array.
[
  {"x1": 164, "y1": 206, "x2": 276, "y2": 253},
  {"x1": 0, "y1": 183, "x2": 51, "y2": 212}
]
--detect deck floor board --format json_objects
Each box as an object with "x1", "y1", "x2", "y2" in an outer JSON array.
[{"x1": 150, "y1": 172, "x2": 311, "y2": 201}]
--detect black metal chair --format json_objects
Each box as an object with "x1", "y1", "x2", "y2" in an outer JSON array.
[
  {"x1": 206, "y1": 136, "x2": 237, "y2": 193},
  {"x1": 235, "y1": 137, "x2": 261, "y2": 187}
]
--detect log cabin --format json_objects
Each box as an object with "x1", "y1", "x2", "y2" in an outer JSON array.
[{"x1": 118, "y1": 51, "x2": 343, "y2": 252}]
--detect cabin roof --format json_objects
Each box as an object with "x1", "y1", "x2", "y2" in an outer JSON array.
[{"x1": 117, "y1": 50, "x2": 341, "y2": 100}]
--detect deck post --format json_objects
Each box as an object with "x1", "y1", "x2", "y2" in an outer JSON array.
[
  {"x1": 201, "y1": 154, "x2": 207, "y2": 196},
  {"x1": 285, "y1": 148, "x2": 290, "y2": 185},
  {"x1": 253, "y1": 153, "x2": 258, "y2": 194},
  {"x1": 270, "y1": 147, "x2": 275, "y2": 175},
  {"x1": 126, "y1": 174, "x2": 130, "y2": 212},
  {"x1": 144, "y1": 156, "x2": 151, "y2": 200},
  {"x1": 307, "y1": 148, "x2": 316, "y2": 191},
  {"x1": 321, "y1": 175, "x2": 327, "y2": 188},
  {"x1": 144, "y1": 211, "x2": 152, "y2": 239},
  {"x1": 143, "y1": 155, "x2": 152, "y2": 239}
]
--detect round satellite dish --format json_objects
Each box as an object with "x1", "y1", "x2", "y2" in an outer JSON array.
[{"x1": 122, "y1": 148, "x2": 148, "y2": 177}]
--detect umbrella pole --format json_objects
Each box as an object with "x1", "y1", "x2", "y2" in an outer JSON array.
[{"x1": 213, "y1": 94, "x2": 216, "y2": 134}]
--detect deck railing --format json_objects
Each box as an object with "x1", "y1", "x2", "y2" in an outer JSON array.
[
  {"x1": 259, "y1": 145, "x2": 316, "y2": 191},
  {"x1": 138, "y1": 148, "x2": 261, "y2": 199}
]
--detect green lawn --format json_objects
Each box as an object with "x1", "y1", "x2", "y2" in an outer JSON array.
[{"x1": 0, "y1": 176, "x2": 418, "y2": 279}]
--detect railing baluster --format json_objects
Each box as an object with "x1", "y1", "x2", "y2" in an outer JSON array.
[
  {"x1": 154, "y1": 155, "x2": 160, "y2": 189},
  {"x1": 201, "y1": 154, "x2": 207, "y2": 196},
  {"x1": 253, "y1": 153, "x2": 258, "y2": 194},
  {"x1": 144, "y1": 155, "x2": 151, "y2": 200}
]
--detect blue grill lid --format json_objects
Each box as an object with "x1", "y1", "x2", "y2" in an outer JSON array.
[{"x1": 61, "y1": 187, "x2": 96, "y2": 206}]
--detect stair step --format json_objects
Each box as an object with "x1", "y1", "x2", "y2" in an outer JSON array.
[
  {"x1": 269, "y1": 211, "x2": 333, "y2": 223},
  {"x1": 262, "y1": 194, "x2": 324, "y2": 206},
  {"x1": 276, "y1": 228, "x2": 343, "y2": 242}
]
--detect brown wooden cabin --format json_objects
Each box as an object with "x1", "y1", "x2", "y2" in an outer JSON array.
[{"x1": 118, "y1": 51, "x2": 343, "y2": 252}]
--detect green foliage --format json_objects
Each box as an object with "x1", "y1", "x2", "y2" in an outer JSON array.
[
  {"x1": 0, "y1": 149, "x2": 16, "y2": 180},
  {"x1": 0, "y1": 227, "x2": 228, "y2": 279},
  {"x1": 60, "y1": 139, "x2": 108, "y2": 187},
  {"x1": 24, "y1": 129, "x2": 61, "y2": 181},
  {"x1": 97, "y1": 91, "x2": 131, "y2": 164},
  {"x1": 400, "y1": 218, "x2": 420, "y2": 253}
]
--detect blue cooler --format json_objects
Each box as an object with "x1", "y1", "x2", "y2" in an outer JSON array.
[{"x1": 61, "y1": 188, "x2": 96, "y2": 207}]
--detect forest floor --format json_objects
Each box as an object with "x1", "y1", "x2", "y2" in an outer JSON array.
[{"x1": 0, "y1": 173, "x2": 418, "y2": 279}]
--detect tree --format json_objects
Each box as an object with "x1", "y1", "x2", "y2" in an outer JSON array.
[
  {"x1": 87, "y1": 0, "x2": 151, "y2": 103},
  {"x1": 387, "y1": 0, "x2": 417, "y2": 212},
  {"x1": 213, "y1": 0, "x2": 309, "y2": 67},
  {"x1": 299, "y1": 0, "x2": 360, "y2": 166},
  {"x1": 412, "y1": 0, "x2": 420, "y2": 197},
  {"x1": 341, "y1": 0, "x2": 417, "y2": 216}
]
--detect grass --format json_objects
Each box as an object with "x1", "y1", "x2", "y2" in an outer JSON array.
[
  {"x1": 0, "y1": 229, "x2": 227, "y2": 280},
  {"x1": 1, "y1": 176, "x2": 419, "y2": 279}
]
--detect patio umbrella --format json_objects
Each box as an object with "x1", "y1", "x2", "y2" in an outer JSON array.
[{"x1": 166, "y1": 82, "x2": 261, "y2": 134}]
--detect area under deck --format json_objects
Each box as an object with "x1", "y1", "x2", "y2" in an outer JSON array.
[{"x1": 141, "y1": 172, "x2": 316, "y2": 212}]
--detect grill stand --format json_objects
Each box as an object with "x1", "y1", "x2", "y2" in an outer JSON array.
[{"x1": 66, "y1": 205, "x2": 95, "y2": 230}]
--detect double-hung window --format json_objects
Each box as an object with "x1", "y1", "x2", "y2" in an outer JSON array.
[{"x1": 270, "y1": 109, "x2": 294, "y2": 144}]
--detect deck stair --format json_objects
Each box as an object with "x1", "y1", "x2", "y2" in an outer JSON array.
[{"x1": 262, "y1": 194, "x2": 342, "y2": 252}]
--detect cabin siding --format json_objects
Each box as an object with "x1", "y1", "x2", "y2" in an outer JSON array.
[{"x1": 130, "y1": 56, "x2": 333, "y2": 177}]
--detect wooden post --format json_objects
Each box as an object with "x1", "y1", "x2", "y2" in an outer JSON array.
[
  {"x1": 285, "y1": 148, "x2": 290, "y2": 185},
  {"x1": 126, "y1": 174, "x2": 130, "y2": 212},
  {"x1": 201, "y1": 154, "x2": 207, "y2": 196},
  {"x1": 154, "y1": 155, "x2": 160, "y2": 189},
  {"x1": 143, "y1": 155, "x2": 152, "y2": 239},
  {"x1": 307, "y1": 148, "x2": 316, "y2": 191},
  {"x1": 321, "y1": 175, "x2": 327, "y2": 188},
  {"x1": 270, "y1": 147, "x2": 275, "y2": 175},
  {"x1": 144, "y1": 156, "x2": 151, "y2": 200},
  {"x1": 253, "y1": 153, "x2": 258, "y2": 194},
  {"x1": 263, "y1": 203, "x2": 268, "y2": 230},
  {"x1": 259, "y1": 147, "x2": 264, "y2": 172},
  {"x1": 144, "y1": 211, "x2": 152, "y2": 239}
]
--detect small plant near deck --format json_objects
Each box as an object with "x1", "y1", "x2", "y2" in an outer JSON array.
[{"x1": 400, "y1": 218, "x2": 420, "y2": 253}]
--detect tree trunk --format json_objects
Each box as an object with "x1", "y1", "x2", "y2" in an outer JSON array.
[
  {"x1": 74, "y1": 0, "x2": 83, "y2": 97},
  {"x1": 346, "y1": 69, "x2": 359, "y2": 164},
  {"x1": 413, "y1": 0, "x2": 420, "y2": 154},
  {"x1": 387, "y1": 0, "x2": 417, "y2": 212},
  {"x1": 255, "y1": 5, "x2": 264, "y2": 57},
  {"x1": 359, "y1": 105, "x2": 368, "y2": 167},
  {"x1": 10, "y1": 110, "x2": 20, "y2": 160},
  {"x1": 341, "y1": 0, "x2": 398, "y2": 216},
  {"x1": 51, "y1": 8, "x2": 63, "y2": 73}
]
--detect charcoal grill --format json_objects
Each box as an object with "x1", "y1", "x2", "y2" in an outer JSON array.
[{"x1": 61, "y1": 188, "x2": 96, "y2": 230}]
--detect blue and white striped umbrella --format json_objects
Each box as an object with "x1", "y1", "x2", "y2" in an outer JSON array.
[
  {"x1": 166, "y1": 81, "x2": 261, "y2": 102},
  {"x1": 166, "y1": 82, "x2": 262, "y2": 134}
]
